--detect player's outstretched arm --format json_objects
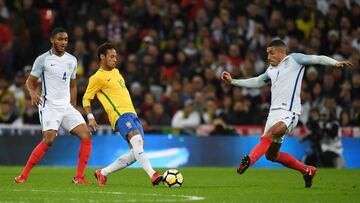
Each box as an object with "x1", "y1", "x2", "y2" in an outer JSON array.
[
  {"x1": 26, "y1": 74, "x2": 42, "y2": 106},
  {"x1": 83, "y1": 106, "x2": 98, "y2": 132},
  {"x1": 221, "y1": 71, "x2": 269, "y2": 88},
  {"x1": 290, "y1": 53, "x2": 354, "y2": 68},
  {"x1": 82, "y1": 76, "x2": 102, "y2": 132}
]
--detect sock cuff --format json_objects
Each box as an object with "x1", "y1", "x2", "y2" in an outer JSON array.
[
  {"x1": 261, "y1": 136, "x2": 272, "y2": 143},
  {"x1": 40, "y1": 140, "x2": 50, "y2": 150},
  {"x1": 129, "y1": 134, "x2": 142, "y2": 145},
  {"x1": 80, "y1": 139, "x2": 92, "y2": 144}
]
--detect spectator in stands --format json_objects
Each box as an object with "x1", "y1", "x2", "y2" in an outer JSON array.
[
  {"x1": 352, "y1": 27, "x2": 360, "y2": 53},
  {"x1": 209, "y1": 117, "x2": 236, "y2": 136},
  {"x1": 0, "y1": 0, "x2": 9, "y2": 19},
  {"x1": 0, "y1": 77, "x2": 10, "y2": 100},
  {"x1": 160, "y1": 52, "x2": 178, "y2": 86},
  {"x1": 0, "y1": 93, "x2": 18, "y2": 124},
  {"x1": 171, "y1": 99, "x2": 201, "y2": 135},
  {"x1": 23, "y1": 99, "x2": 39, "y2": 124},
  {"x1": 72, "y1": 40, "x2": 90, "y2": 76},
  {"x1": 142, "y1": 92, "x2": 156, "y2": 119},
  {"x1": 351, "y1": 98, "x2": 360, "y2": 126},
  {"x1": 322, "y1": 72, "x2": 338, "y2": 97},
  {"x1": 339, "y1": 80, "x2": 352, "y2": 107},
  {"x1": 202, "y1": 99, "x2": 218, "y2": 124},
  {"x1": 146, "y1": 102, "x2": 171, "y2": 127},
  {"x1": 193, "y1": 91, "x2": 206, "y2": 116},
  {"x1": 124, "y1": 60, "x2": 142, "y2": 88},
  {"x1": 180, "y1": 82, "x2": 194, "y2": 103},
  {"x1": 339, "y1": 110, "x2": 352, "y2": 127},
  {"x1": 0, "y1": 18, "x2": 13, "y2": 76},
  {"x1": 321, "y1": 96, "x2": 342, "y2": 120},
  {"x1": 8, "y1": 71, "x2": 26, "y2": 116},
  {"x1": 226, "y1": 44, "x2": 243, "y2": 73},
  {"x1": 305, "y1": 108, "x2": 344, "y2": 168},
  {"x1": 163, "y1": 91, "x2": 182, "y2": 117},
  {"x1": 310, "y1": 82, "x2": 324, "y2": 107},
  {"x1": 305, "y1": 66, "x2": 319, "y2": 89},
  {"x1": 227, "y1": 99, "x2": 254, "y2": 125},
  {"x1": 0, "y1": 0, "x2": 359, "y2": 134},
  {"x1": 351, "y1": 72, "x2": 360, "y2": 99}
]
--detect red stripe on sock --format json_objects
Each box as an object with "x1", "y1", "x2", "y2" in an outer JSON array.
[
  {"x1": 76, "y1": 139, "x2": 92, "y2": 177},
  {"x1": 21, "y1": 140, "x2": 49, "y2": 177},
  {"x1": 249, "y1": 136, "x2": 272, "y2": 165},
  {"x1": 275, "y1": 152, "x2": 307, "y2": 174}
]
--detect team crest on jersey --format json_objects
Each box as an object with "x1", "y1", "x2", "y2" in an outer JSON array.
[
  {"x1": 67, "y1": 63, "x2": 73, "y2": 68},
  {"x1": 126, "y1": 122, "x2": 132, "y2": 128}
]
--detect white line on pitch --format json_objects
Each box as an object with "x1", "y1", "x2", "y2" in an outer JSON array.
[{"x1": 2, "y1": 189, "x2": 205, "y2": 202}]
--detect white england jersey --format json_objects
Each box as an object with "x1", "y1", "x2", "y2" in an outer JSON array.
[
  {"x1": 266, "y1": 54, "x2": 305, "y2": 114},
  {"x1": 30, "y1": 49, "x2": 77, "y2": 107},
  {"x1": 231, "y1": 53, "x2": 337, "y2": 120},
  {"x1": 262, "y1": 53, "x2": 337, "y2": 115}
]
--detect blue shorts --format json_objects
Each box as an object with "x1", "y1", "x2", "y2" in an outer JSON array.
[{"x1": 115, "y1": 113, "x2": 144, "y2": 141}]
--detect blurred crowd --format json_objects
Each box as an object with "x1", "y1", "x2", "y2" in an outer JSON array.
[{"x1": 1, "y1": 0, "x2": 360, "y2": 135}]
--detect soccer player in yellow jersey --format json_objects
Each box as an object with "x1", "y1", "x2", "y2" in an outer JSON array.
[{"x1": 82, "y1": 43, "x2": 163, "y2": 187}]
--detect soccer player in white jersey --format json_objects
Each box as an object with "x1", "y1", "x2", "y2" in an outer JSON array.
[
  {"x1": 14, "y1": 28, "x2": 92, "y2": 184},
  {"x1": 221, "y1": 40, "x2": 353, "y2": 188}
]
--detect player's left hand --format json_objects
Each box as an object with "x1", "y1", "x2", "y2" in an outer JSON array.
[
  {"x1": 335, "y1": 61, "x2": 353, "y2": 68},
  {"x1": 88, "y1": 119, "x2": 98, "y2": 132},
  {"x1": 221, "y1": 71, "x2": 233, "y2": 84}
]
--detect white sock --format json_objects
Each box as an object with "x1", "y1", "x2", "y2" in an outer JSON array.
[
  {"x1": 130, "y1": 134, "x2": 156, "y2": 177},
  {"x1": 100, "y1": 151, "x2": 136, "y2": 176}
]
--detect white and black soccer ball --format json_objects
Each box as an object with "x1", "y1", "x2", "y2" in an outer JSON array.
[{"x1": 163, "y1": 169, "x2": 183, "y2": 187}]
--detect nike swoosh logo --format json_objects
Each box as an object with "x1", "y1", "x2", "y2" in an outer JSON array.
[
  {"x1": 50, "y1": 64, "x2": 55, "y2": 66},
  {"x1": 107, "y1": 79, "x2": 111, "y2": 81}
]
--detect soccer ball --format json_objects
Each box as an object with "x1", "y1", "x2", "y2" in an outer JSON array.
[{"x1": 163, "y1": 169, "x2": 183, "y2": 187}]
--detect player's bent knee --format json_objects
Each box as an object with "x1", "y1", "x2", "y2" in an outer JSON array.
[
  {"x1": 73, "y1": 124, "x2": 92, "y2": 140},
  {"x1": 42, "y1": 131, "x2": 57, "y2": 146},
  {"x1": 127, "y1": 130, "x2": 140, "y2": 140},
  {"x1": 265, "y1": 129, "x2": 284, "y2": 140},
  {"x1": 82, "y1": 133, "x2": 92, "y2": 140},
  {"x1": 263, "y1": 131, "x2": 275, "y2": 140},
  {"x1": 84, "y1": 128, "x2": 92, "y2": 139},
  {"x1": 43, "y1": 136, "x2": 56, "y2": 146},
  {"x1": 79, "y1": 130, "x2": 92, "y2": 140},
  {"x1": 265, "y1": 153, "x2": 277, "y2": 162}
]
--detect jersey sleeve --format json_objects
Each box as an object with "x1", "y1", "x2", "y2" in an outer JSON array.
[
  {"x1": 290, "y1": 53, "x2": 338, "y2": 66},
  {"x1": 71, "y1": 57, "x2": 77, "y2": 79},
  {"x1": 82, "y1": 75, "x2": 103, "y2": 107},
  {"x1": 231, "y1": 72, "x2": 270, "y2": 88},
  {"x1": 30, "y1": 56, "x2": 45, "y2": 78}
]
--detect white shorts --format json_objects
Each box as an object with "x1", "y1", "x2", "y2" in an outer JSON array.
[
  {"x1": 39, "y1": 105, "x2": 86, "y2": 132},
  {"x1": 263, "y1": 109, "x2": 299, "y2": 143}
]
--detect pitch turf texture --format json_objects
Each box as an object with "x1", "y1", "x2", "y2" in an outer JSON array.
[{"x1": 0, "y1": 167, "x2": 359, "y2": 203}]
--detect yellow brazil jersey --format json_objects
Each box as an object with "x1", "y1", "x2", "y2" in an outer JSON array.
[{"x1": 82, "y1": 68, "x2": 136, "y2": 129}]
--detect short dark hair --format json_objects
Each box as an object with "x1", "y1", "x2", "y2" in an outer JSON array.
[
  {"x1": 97, "y1": 43, "x2": 117, "y2": 60},
  {"x1": 268, "y1": 39, "x2": 287, "y2": 48},
  {"x1": 51, "y1": 27, "x2": 67, "y2": 38}
]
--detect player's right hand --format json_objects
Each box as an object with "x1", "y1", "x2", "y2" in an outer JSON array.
[
  {"x1": 335, "y1": 61, "x2": 353, "y2": 68},
  {"x1": 30, "y1": 92, "x2": 42, "y2": 106},
  {"x1": 221, "y1": 71, "x2": 232, "y2": 84},
  {"x1": 88, "y1": 119, "x2": 98, "y2": 132}
]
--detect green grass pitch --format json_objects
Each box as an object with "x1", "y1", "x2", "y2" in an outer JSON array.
[{"x1": 0, "y1": 167, "x2": 359, "y2": 202}]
